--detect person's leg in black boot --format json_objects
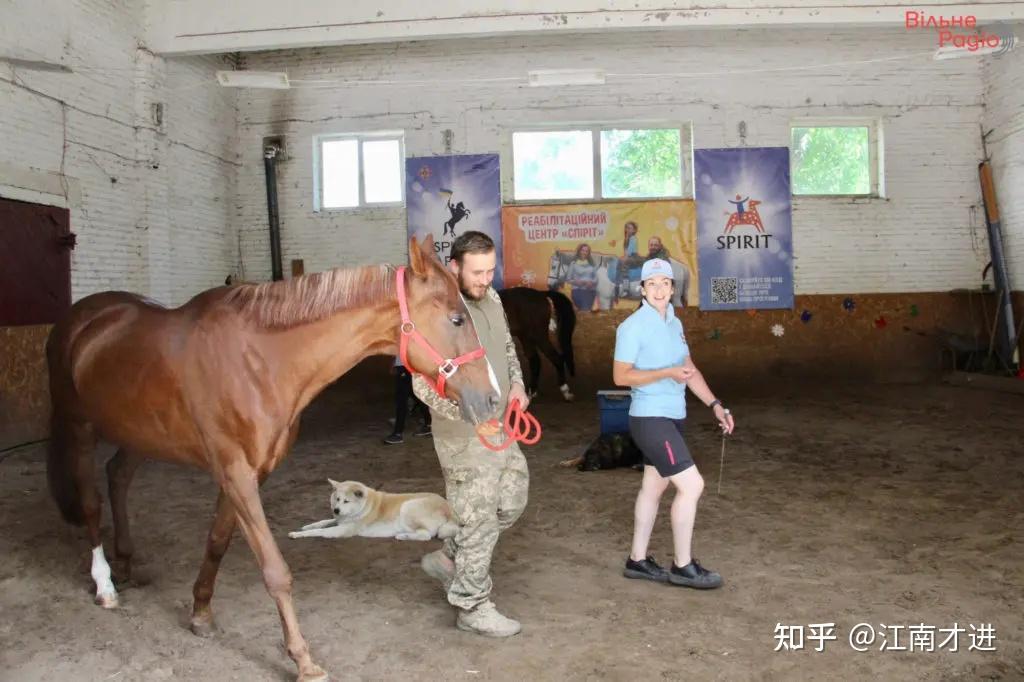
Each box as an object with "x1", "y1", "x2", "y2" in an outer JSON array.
[
  {"x1": 384, "y1": 364, "x2": 413, "y2": 445},
  {"x1": 412, "y1": 394, "x2": 432, "y2": 437}
]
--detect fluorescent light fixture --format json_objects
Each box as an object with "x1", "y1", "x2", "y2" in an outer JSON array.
[
  {"x1": 528, "y1": 68, "x2": 605, "y2": 87},
  {"x1": 216, "y1": 70, "x2": 290, "y2": 89},
  {"x1": 932, "y1": 35, "x2": 1017, "y2": 60}
]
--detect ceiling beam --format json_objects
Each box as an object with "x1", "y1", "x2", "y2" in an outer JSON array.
[{"x1": 146, "y1": 1, "x2": 1024, "y2": 56}]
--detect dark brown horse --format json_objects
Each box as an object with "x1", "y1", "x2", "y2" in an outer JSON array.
[
  {"x1": 45, "y1": 235, "x2": 498, "y2": 681},
  {"x1": 498, "y1": 287, "x2": 576, "y2": 401}
]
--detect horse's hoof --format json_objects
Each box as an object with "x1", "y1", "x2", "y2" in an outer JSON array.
[
  {"x1": 190, "y1": 618, "x2": 216, "y2": 638},
  {"x1": 297, "y1": 664, "x2": 328, "y2": 682},
  {"x1": 95, "y1": 593, "x2": 119, "y2": 609}
]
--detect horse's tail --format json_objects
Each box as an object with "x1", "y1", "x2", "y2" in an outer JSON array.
[
  {"x1": 45, "y1": 325, "x2": 86, "y2": 527},
  {"x1": 545, "y1": 290, "x2": 576, "y2": 376},
  {"x1": 46, "y1": 414, "x2": 86, "y2": 526}
]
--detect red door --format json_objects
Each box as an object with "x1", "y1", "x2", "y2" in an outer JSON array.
[{"x1": 0, "y1": 197, "x2": 73, "y2": 325}]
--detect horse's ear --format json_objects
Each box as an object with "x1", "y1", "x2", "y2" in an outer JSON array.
[
  {"x1": 327, "y1": 478, "x2": 341, "y2": 489},
  {"x1": 409, "y1": 234, "x2": 430, "y2": 277},
  {"x1": 409, "y1": 232, "x2": 440, "y2": 278},
  {"x1": 420, "y1": 232, "x2": 436, "y2": 258}
]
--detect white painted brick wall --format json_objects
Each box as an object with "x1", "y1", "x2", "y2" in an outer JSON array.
[
  {"x1": 0, "y1": 0, "x2": 238, "y2": 306},
  {"x1": 983, "y1": 47, "x2": 1024, "y2": 290},
  {"x1": 234, "y1": 26, "x2": 992, "y2": 294},
  {"x1": 4, "y1": 7, "x2": 1010, "y2": 299}
]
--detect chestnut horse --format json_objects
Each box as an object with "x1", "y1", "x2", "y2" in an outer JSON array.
[{"x1": 45, "y1": 235, "x2": 498, "y2": 681}]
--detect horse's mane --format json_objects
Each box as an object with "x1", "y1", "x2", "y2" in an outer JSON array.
[{"x1": 224, "y1": 264, "x2": 397, "y2": 329}]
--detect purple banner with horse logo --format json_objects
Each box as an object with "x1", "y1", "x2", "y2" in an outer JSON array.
[
  {"x1": 694, "y1": 147, "x2": 794, "y2": 311},
  {"x1": 406, "y1": 154, "x2": 503, "y2": 288}
]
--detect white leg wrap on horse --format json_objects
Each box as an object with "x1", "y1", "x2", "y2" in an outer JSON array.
[
  {"x1": 559, "y1": 383, "x2": 575, "y2": 401},
  {"x1": 91, "y1": 545, "x2": 118, "y2": 608}
]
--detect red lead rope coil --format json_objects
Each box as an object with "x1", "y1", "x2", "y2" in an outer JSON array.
[{"x1": 477, "y1": 398, "x2": 541, "y2": 452}]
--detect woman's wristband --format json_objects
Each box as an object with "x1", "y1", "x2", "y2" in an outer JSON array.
[{"x1": 708, "y1": 399, "x2": 722, "y2": 410}]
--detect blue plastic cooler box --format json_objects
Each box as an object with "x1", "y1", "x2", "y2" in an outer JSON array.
[{"x1": 597, "y1": 390, "x2": 632, "y2": 435}]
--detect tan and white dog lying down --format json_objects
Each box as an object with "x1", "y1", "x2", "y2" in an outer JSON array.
[{"x1": 289, "y1": 479, "x2": 459, "y2": 541}]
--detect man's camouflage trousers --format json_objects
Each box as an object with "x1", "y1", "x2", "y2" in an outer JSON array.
[{"x1": 433, "y1": 437, "x2": 529, "y2": 610}]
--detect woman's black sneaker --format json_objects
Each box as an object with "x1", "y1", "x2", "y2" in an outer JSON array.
[
  {"x1": 668, "y1": 558, "x2": 723, "y2": 589},
  {"x1": 623, "y1": 555, "x2": 670, "y2": 582}
]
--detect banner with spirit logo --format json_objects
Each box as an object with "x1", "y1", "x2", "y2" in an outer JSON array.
[
  {"x1": 694, "y1": 147, "x2": 794, "y2": 311},
  {"x1": 406, "y1": 154, "x2": 503, "y2": 288}
]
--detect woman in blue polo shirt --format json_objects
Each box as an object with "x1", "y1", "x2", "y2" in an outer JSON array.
[{"x1": 612, "y1": 258, "x2": 735, "y2": 589}]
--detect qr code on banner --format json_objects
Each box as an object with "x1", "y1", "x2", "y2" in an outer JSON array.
[{"x1": 711, "y1": 277, "x2": 738, "y2": 304}]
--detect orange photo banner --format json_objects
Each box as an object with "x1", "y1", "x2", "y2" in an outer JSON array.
[{"x1": 502, "y1": 200, "x2": 698, "y2": 311}]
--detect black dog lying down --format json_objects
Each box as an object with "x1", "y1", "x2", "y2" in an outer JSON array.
[{"x1": 560, "y1": 432, "x2": 643, "y2": 471}]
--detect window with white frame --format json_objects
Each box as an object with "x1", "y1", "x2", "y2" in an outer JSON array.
[
  {"x1": 511, "y1": 125, "x2": 690, "y2": 202},
  {"x1": 315, "y1": 132, "x2": 405, "y2": 209},
  {"x1": 790, "y1": 120, "x2": 882, "y2": 196}
]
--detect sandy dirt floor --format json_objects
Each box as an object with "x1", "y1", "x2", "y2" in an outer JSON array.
[{"x1": 1, "y1": 378, "x2": 1022, "y2": 681}]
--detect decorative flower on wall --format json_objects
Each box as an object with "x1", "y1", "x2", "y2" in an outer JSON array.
[{"x1": 771, "y1": 324, "x2": 785, "y2": 337}]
